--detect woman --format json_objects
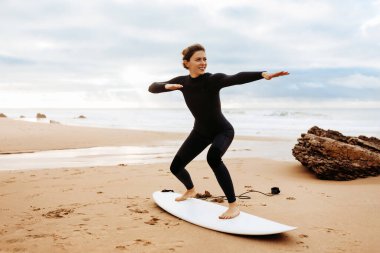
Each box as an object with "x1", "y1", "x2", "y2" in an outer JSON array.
[{"x1": 148, "y1": 44, "x2": 289, "y2": 219}]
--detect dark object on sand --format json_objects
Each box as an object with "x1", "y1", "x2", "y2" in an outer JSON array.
[
  {"x1": 271, "y1": 187, "x2": 280, "y2": 195},
  {"x1": 292, "y1": 126, "x2": 380, "y2": 180},
  {"x1": 195, "y1": 190, "x2": 212, "y2": 199},
  {"x1": 195, "y1": 190, "x2": 224, "y2": 202},
  {"x1": 36, "y1": 113, "x2": 47, "y2": 119},
  {"x1": 0, "y1": 113, "x2": 6, "y2": 118}
]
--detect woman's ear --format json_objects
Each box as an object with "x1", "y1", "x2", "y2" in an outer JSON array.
[{"x1": 183, "y1": 60, "x2": 189, "y2": 69}]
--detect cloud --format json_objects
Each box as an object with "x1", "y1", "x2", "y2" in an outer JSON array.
[
  {"x1": 361, "y1": 15, "x2": 380, "y2": 40},
  {"x1": 0, "y1": 54, "x2": 34, "y2": 65},
  {"x1": 329, "y1": 73, "x2": 380, "y2": 89},
  {"x1": 302, "y1": 82, "x2": 325, "y2": 88},
  {"x1": 0, "y1": 0, "x2": 379, "y2": 108}
]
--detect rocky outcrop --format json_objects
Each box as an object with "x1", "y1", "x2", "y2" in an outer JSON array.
[
  {"x1": 0, "y1": 113, "x2": 7, "y2": 118},
  {"x1": 36, "y1": 113, "x2": 47, "y2": 119},
  {"x1": 292, "y1": 126, "x2": 380, "y2": 180}
]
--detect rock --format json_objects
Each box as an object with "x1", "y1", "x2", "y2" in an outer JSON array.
[
  {"x1": 78, "y1": 115, "x2": 86, "y2": 119},
  {"x1": 195, "y1": 190, "x2": 212, "y2": 198},
  {"x1": 36, "y1": 113, "x2": 46, "y2": 119},
  {"x1": 0, "y1": 113, "x2": 6, "y2": 118},
  {"x1": 292, "y1": 126, "x2": 380, "y2": 180}
]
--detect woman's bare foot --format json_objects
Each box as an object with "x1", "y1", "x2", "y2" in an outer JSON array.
[
  {"x1": 175, "y1": 188, "x2": 197, "y2": 201},
  {"x1": 219, "y1": 201, "x2": 240, "y2": 219}
]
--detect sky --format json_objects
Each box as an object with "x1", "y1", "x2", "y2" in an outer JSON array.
[{"x1": 0, "y1": 0, "x2": 379, "y2": 108}]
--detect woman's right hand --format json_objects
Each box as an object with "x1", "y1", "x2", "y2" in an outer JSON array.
[{"x1": 165, "y1": 84, "x2": 183, "y2": 90}]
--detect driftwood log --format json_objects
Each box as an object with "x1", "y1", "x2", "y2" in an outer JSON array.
[{"x1": 292, "y1": 126, "x2": 380, "y2": 180}]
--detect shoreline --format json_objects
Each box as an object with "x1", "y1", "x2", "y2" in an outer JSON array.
[
  {"x1": 0, "y1": 118, "x2": 292, "y2": 155},
  {"x1": 0, "y1": 118, "x2": 186, "y2": 154},
  {"x1": 0, "y1": 118, "x2": 296, "y2": 173}
]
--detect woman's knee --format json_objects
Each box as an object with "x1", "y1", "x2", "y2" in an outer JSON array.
[
  {"x1": 170, "y1": 155, "x2": 184, "y2": 175},
  {"x1": 207, "y1": 146, "x2": 222, "y2": 168}
]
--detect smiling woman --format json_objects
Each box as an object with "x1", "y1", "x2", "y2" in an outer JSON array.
[
  {"x1": 181, "y1": 43, "x2": 207, "y2": 76},
  {"x1": 148, "y1": 43, "x2": 289, "y2": 219}
]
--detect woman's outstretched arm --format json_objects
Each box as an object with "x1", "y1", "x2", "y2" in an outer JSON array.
[
  {"x1": 148, "y1": 76, "x2": 184, "y2": 93},
  {"x1": 211, "y1": 71, "x2": 289, "y2": 89}
]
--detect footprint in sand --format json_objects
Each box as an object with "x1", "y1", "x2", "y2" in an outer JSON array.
[
  {"x1": 144, "y1": 217, "x2": 160, "y2": 225},
  {"x1": 322, "y1": 227, "x2": 336, "y2": 233},
  {"x1": 0, "y1": 229, "x2": 8, "y2": 236},
  {"x1": 6, "y1": 238, "x2": 25, "y2": 244},
  {"x1": 315, "y1": 227, "x2": 349, "y2": 236},
  {"x1": 3, "y1": 178, "x2": 16, "y2": 184},
  {"x1": 30, "y1": 206, "x2": 41, "y2": 211},
  {"x1": 71, "y1": 169, "x2": 85, "y2": 175},
  {"x1": 129, "y1": 208, "x2": 149, "y2": 214},
  {"x1": 296, "y1": 241, "x2": 309, "y2": 249},
  {"x1": 116, "y1": 238, "x2": 154, "y2": 250},
  {"x1": 115, "y1": 245, "x2": 127, "y2": 250},
  {"x1": 26, "y1": 234, "x2": 51, "y2": 239},
  {"x1": 126, "y1": 203, "x2": 138, "y2": 208},
  {"x1": 135, "y1": 239, "x2": 152, "y2": 246},
  {"x1": 42, "y1": 208, "x2": 74, "y2": 218},
  {"x1": 161, "y1": 240, "x2": 185, "y2": 251},
  {"x1": 164, "y1": 221, "x2": 181, "y2": 227},
  {"x1": 316, "y1": 227, "x2": 360, "y2": 250}
]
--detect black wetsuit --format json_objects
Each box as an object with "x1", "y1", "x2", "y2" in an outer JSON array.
[{"x1": 149, "y1": 72, "x2": 264, "y2": 203}]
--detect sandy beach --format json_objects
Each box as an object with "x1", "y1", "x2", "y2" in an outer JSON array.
[{"x1": 0, "y1": 118, "x2": 379, "y2": 253}]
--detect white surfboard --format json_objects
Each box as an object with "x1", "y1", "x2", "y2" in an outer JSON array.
[{"x1": 153, "y1": 191, "x2": 296, "y2": 235}]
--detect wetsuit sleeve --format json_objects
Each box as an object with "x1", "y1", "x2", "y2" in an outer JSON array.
[
  {"x1": 148, "y1": 76, "x2": 183, "y2": 93},
  {"x1": 209, "y1": 72, "x2": 265, "y2": 90}
]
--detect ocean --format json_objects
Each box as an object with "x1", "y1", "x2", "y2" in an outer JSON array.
[
  {"x1": 1, "y1": 107, "x2": 379, "y2": 170},
  {"x1": 1, "y1": 108, "x2": 379, "y2": 139}
]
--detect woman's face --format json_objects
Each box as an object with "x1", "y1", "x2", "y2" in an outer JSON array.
[{"x1": 185, "y1": 50, "x2": 207, "y2": 78}]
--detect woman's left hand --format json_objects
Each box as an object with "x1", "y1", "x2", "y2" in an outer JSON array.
[{"x1": 262, "y1": 71, "x2": 289, "y2": 80}]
